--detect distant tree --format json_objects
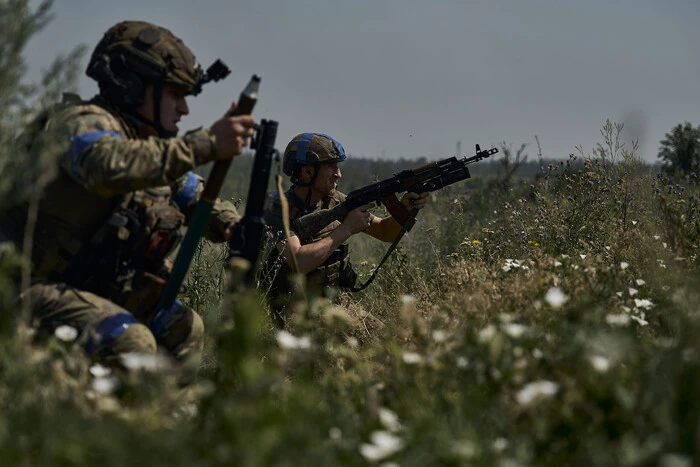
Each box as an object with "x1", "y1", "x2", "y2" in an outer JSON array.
[
  {"x1": 0, "y1": 0, "x2": 85, "y2": 209},
  {"x1": 657, "y1": 122, "x2": 700, "y2": 175}
]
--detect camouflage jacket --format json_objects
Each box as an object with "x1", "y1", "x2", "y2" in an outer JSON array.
[
  {"x1": 262, "y1": 188, "x2": 360, "y2": 302},
  {"x1": 1, "y1": 95, "x2": 239, "y2": 282}
]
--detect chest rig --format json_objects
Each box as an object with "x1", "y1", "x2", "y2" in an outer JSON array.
[
  {"x1": 265, "y1": 189, "x2": 357, "y2": 296},
  {"x1": 60, "y1": 186, "x2": 185, "y2": 308}
]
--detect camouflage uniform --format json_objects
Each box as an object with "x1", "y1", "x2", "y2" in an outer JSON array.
[
  {"x1": 263, "y1": 186, "x2": 373, "y2": 326},
  {"x1": 0, "y1": 22, "x2": 238, "y2": 364}
]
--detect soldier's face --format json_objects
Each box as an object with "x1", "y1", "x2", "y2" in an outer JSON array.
[
  {"x1": 311, "y1": 162, "x2": 342, "y2": 196},
  {"x1": 136, "y1": 83, "x2": 190, "y2": 134}
]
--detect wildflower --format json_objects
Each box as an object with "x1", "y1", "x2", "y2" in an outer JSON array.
[
  {"x1": 589, "y1": 355, "x2": 611, "y2": 373},
  {"x1": 503, "y1": 323, "x2": 527, "y2": 339},
  {"x1": 554, "y1": 261, "x2": 562, "y2": 267},
  {"x1": 478, "y1": 325, "x2": 497, "y2": 343},
  {"x1": 378, "y1": 407, "x2": 403, "y2": 432},
  {"x1": 89, "y1": 364, "x2": 111, "y2": 378},
  {"x1": 634, "y1": 298, "x2": 654, "y2": 310},
  {"x1": 631, "y1": 220, "x2": 638, "y2": 225},
  {"x1": 628, "y1": 287, "x2": 638, "y2": 296},
  {"x1": 400, "y1": 295, "x2": 416, "y2": 307},
  {"x1": 663, "y1": 242, "x2": 668, "y2": 249},
  {"x1": 606, "y1": 313, "x2": 631, "y2": 326},
  {"x1": 329, "y1": 427, "x2": 342, "y2": 441},
  {"x1": 492, "y1": 438, "x2": 509, "y2": 453},
  {"x1": 431, "y1": 329, "x2": 447, "y2": 343},
  {"x1": 92, "y1": 376, "x2": 119, "y2": 395},
  {"x1": 54, "y1": 325, "x2": 78, "y2": 342},
  {"x1": 630, "y1": 314, "x2": 649, "y2": 326},
  {"x1": 472, "y1": 239, "x2": 480, "y2": 245},
  {"x1": 616, "y1": 292, "x2": 623, "y2": 297},
  {"x1": 276, "y1": 331, "x2": 311, "y2": 350},
  {"x1": 635, "y1": 279, "x2": 646, "y2": 286},
  {"x1": 402, "y1": 352, "x2": 423, "y2": 364},
  {"x1": 359, "y1": 431, "x2": 404, "y2": 462},
  {"x1": 605, "y1": 246, "x2": 611, "y2": 251},
  {"x1": 620, "y1": 262, "x2": 629, "y2": 270},
  {"x1": 457, "y1": 357, "x2": 469, "y2": 369},
  {"x1": 580, "y1": 254, "x2": 587, "y2": 260},
  {"x1": 515, "y1": 380, "x2": 559, "y2": 407},
  {"x1": 544, "y1": 287, "x2": 568, "y2": 309},
  {"x1": 532, "y1": 348, "x2": 543, "y2": 359},
  {"x1": 499, "y1": 313, "x2": 515, "y2": 323},
  {"x1": 120, "y1": 353, "x2": 171, "y2": 371},
  {"x1": 653, "y1": 235, "x2": 661, "y2": 240},
  {"x1": 450, "y1": 439, "x2": 480, "y2": 459}
]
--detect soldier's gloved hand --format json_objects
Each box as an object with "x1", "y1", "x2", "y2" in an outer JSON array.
[
  {"x1": 209, "y1": 102, "x2": 256, "y2": 160},
  {"x1": 401, "y1": 192, "x2": 429, "y2": 212},
  {"x1": 341, "y1": 203, "x2": 374, "y2": 235}
]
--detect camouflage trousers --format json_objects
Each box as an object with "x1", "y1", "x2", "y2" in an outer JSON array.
[{"x1": 23, "y1": 281, "x2": 204, "y2": 366}]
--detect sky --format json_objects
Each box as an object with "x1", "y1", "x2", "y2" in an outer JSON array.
[{"x1": 23, "y1": 0, "x2": 700, "y2": 164}]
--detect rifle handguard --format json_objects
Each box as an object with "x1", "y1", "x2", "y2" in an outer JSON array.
[{"x1": 381, "y1": 194, "x2": 411, "y2": 227}]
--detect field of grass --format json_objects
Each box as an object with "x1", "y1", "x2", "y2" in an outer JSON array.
[{"x1": 1, "y1": 118, "x2": 699, "y2": 466}]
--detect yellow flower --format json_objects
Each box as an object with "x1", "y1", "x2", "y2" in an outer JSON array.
[{"x1": 472, "y1": 239, "x2": 481, "y2": 245}]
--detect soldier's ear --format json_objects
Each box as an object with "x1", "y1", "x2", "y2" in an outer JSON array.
[{"x1": 301, "y1": 165, "x2": 314, "y2": 179}]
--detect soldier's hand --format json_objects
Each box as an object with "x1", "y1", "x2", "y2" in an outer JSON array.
[
  {"x1": 341, "y1": 203, "x2": 374, "y2": 235},
  {"x1": 401, "y1": 192, "x2": 429, "y2": 212},
  {"x1": 209, "y1": 102, "x2": 256, "y2": 160}
]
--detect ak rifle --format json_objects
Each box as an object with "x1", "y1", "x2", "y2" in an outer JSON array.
[{"x1": 293, "y1": 144, "x2": 499, "y2": 243}]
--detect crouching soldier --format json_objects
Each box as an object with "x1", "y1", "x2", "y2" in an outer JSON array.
[
  {"x1": 0, "y1": 21, "x2": 255, "y2": 366},
  {"x1": 262, "y1": 133, "x2": 428, "y2": 326}
]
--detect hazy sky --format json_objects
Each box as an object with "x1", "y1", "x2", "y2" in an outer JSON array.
[{"x1": 24, "y1": 0, "x2": 700, "y2": 163}]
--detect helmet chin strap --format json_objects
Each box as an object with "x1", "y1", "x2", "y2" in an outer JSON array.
[
  {"x1": 292, "y1": 165, "x2": 320, "y2": 210},
  {"x1": 128, "y1": 83, "x2": 176, "y2": 138}
]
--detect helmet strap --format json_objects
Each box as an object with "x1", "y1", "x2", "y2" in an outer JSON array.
[{"x1": 151, "y1": 83, "x2": 176, "y2": 138}]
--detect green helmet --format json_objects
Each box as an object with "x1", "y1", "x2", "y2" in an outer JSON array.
[
  {"x1": 282, "y1": 133, "x2": 347, "y2": 183},
  {"x1": 86, "y1": 21, "x2": 209, "y2": 107}
]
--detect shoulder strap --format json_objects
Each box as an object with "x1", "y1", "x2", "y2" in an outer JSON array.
[{"x1": 350, "y1": 212, "x2": 417, "y2": 293}]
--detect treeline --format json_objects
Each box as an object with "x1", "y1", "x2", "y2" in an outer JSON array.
[{"x1": 211, "y1": 151, "x2": 658, "y2": 208}]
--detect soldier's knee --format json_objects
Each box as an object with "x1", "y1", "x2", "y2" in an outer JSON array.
[
  {"x1": 86, "y1": 312, "x2": 156, "y2": 361},
  {"x1": 108, "y1": 323, "x2": 157, "y2": 356},
  {"x1": 150, "y1": 300, "x2": 204, "y2": 360}
]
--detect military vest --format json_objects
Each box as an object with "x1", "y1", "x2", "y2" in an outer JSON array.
[
  {"x1": 262, "y1": 188, "x2": 357, "y2": 302},
  {"x1": 0, "y1": 96, "x2": 187, "y2": 317}
]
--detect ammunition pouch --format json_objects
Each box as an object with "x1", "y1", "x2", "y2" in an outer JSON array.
[
  {"x1": 56, "y1": 188, "x2": 184, "y2": 307},
  {"x1": 308, "y1": 242, "x2": 356, "y2": 291}
]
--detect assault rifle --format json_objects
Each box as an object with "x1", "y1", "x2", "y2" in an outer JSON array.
[
  {"x1": 227, "y1": 119, "x2": 279, "y2": 284},
  {"x1": 293, "y1": 144, "x2": 499, "y2": 243}
]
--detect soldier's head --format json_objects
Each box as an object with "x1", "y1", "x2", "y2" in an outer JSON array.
[
  {"x1": 86, "y1": 21, "x2": 228, "y2": 137},
  {"x1": 283, "y1": 133, "x2": 347, "y2": 195}
]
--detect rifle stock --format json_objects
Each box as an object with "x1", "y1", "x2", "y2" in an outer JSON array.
[{"x1": 293, "y1": 144, "x2": 498, "y2": 242}]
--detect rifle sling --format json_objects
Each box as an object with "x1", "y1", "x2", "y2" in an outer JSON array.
[{"x1": 350, "y1": 211, "x2": 416, "y2": 293}]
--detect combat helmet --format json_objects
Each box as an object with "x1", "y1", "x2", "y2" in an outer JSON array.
[
  {"x1": 86, "y1": 20, "x2": 229, "y2": 135},
  {"x1": 283, "y1": 133, "x2": 347, "y2": 186}
]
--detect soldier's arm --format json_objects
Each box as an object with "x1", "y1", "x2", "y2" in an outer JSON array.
[
  {"x1": 278, "y1": 229, "x2": 352, "y2": 275},
  {"x1": 57, "y1": 109, "x2": 220, "y2": 197},
  {"x1": 172, "y1": 172, "x2": 240, "y2": 243},
  {"x1": 365, "y1": 192, "x2": 429, "y2": 242}
]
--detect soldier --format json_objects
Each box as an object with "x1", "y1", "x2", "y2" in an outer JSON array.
[
  {"x1": 263, "y1": 133, "x2": 428, "y2": 326},
  {"x1": 0, "y1": 21, "x2": 256, "y2": 366}
]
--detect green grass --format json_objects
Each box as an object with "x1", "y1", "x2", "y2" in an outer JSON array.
[{"x1": 2, "y1": 122, "x2": 699, "y2": 466}]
